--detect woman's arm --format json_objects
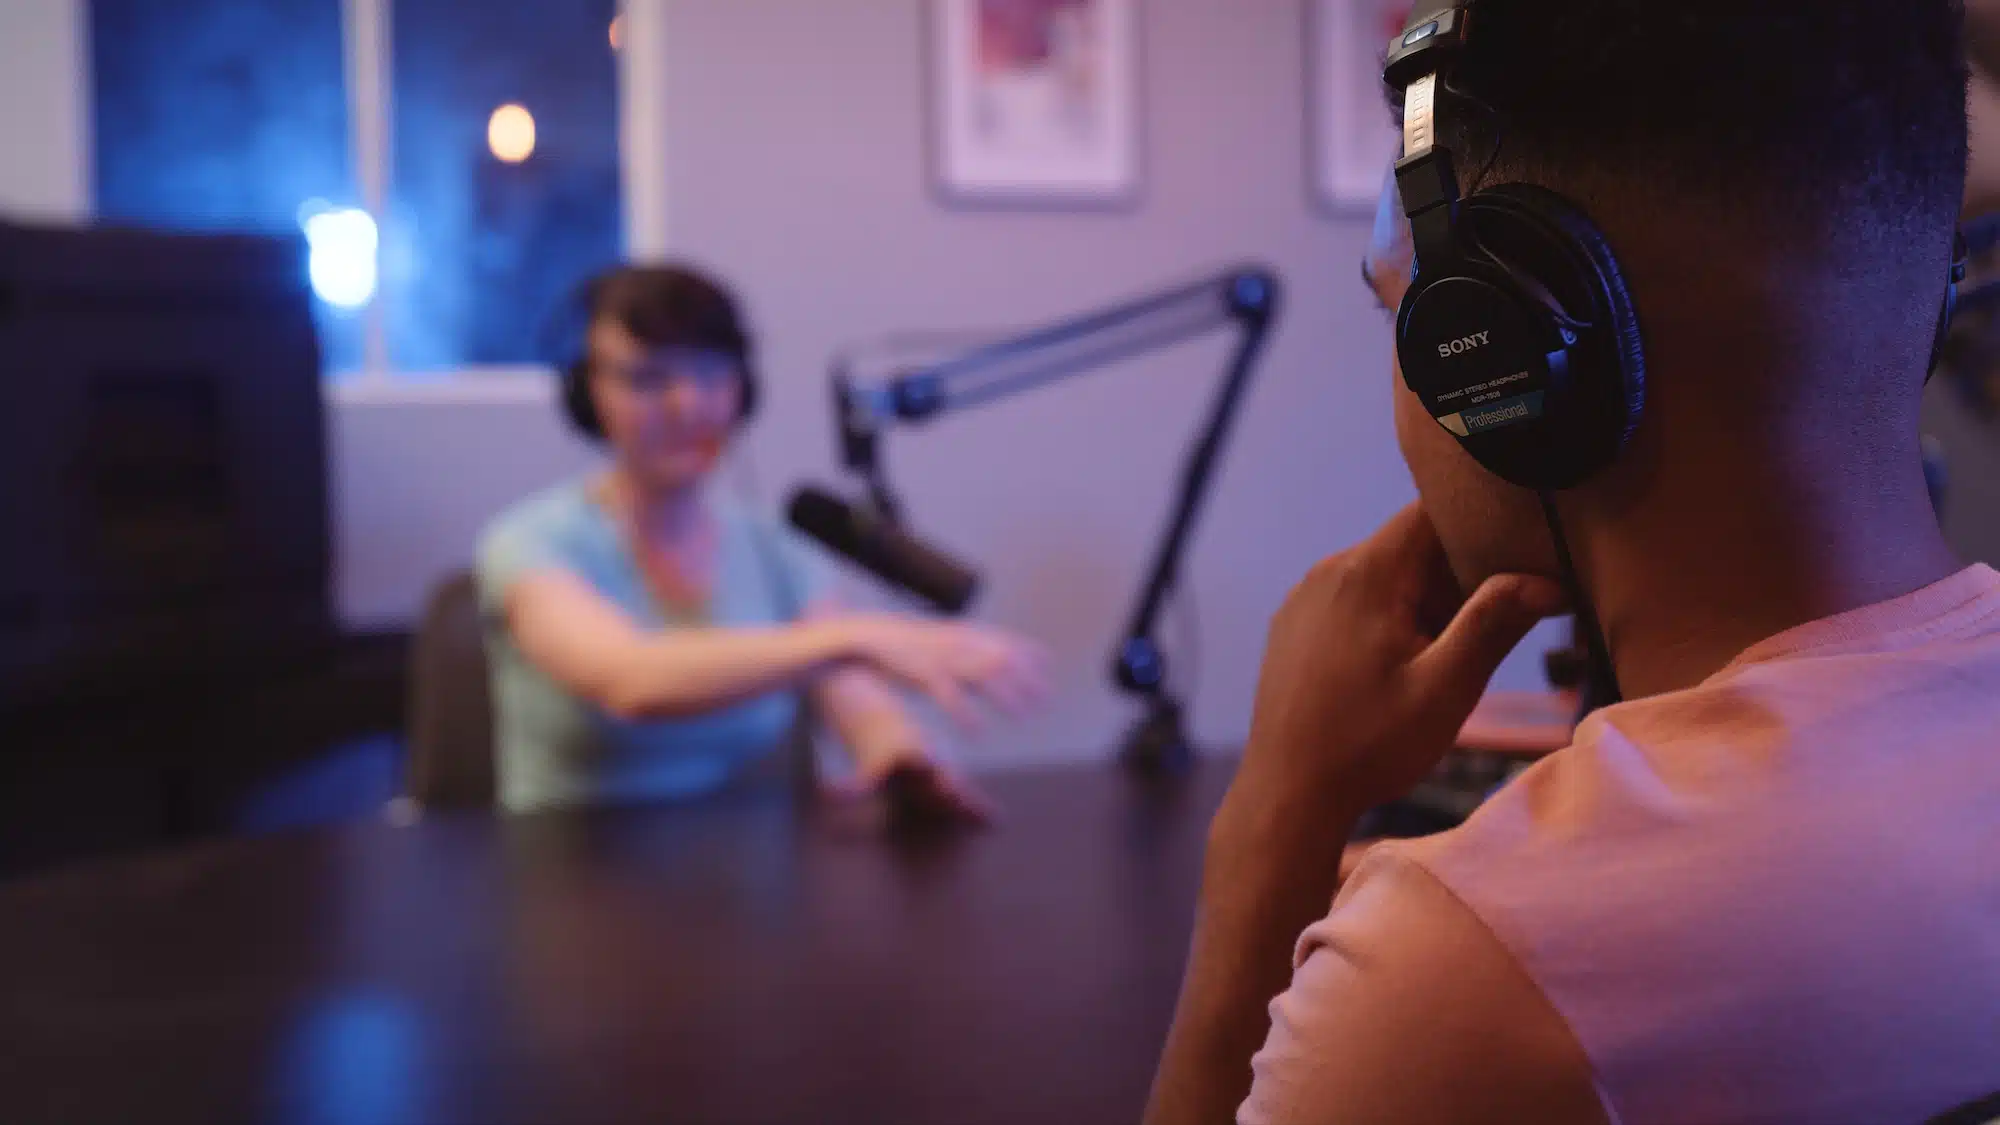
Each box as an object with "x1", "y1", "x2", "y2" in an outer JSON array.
[
  {"x1": 814, "y1": 665, "x2": 931, "y2": 774},
  {"x1": 802, "y1": 597, "x2": 1043, "y2": 761},
  {"x1": 503, "y1": 570, "x2": 1045, "y2": 726},
  {"x1": 804, "y1": 596, "x2": 1042, "y2": 823},
  {"x1": 504, "y1": 569, "x2": 851, "y2": 721},
  {"x1": 811, "y1": 663, "x2": 1003, "y2": 823}
]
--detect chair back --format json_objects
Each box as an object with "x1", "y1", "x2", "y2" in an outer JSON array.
[{"x1": 404, "y1": 571, "x2": 497, "y2": 809}]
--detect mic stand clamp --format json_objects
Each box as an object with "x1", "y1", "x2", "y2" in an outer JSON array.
[
  {"x1": 834, "y1": 369, "x2": 905, "y2": 525},
  {"x1": 1114, "y1": 639, "x2": 1195, "y2": 777}
]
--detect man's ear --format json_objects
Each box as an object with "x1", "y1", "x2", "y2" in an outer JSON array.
[
  {"x1": 1966, "y1": 0, "x2": 2000, "y2": 79},
  {"x1": 1967, "y1": 70, "x2": 2000, "y2": 220}
]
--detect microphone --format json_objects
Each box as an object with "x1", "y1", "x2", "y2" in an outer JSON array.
[{"x1": 785, "y1": 486, "x2": 981, "y2": 615}]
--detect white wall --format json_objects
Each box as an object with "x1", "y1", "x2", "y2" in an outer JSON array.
[
  {"x1": 0, "y1": 0, "x2": 90, "y2": 222},
  {"x1": 328, "y1": 379, "x2": 602, "y2": 626}
]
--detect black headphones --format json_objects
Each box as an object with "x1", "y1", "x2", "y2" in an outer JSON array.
[
  {"x1": 558, "y1": 268, "x2": 763, "y2": 441},
  {"x1": 1381, "y1": 1, "x2": 1965, "y2": 493}
]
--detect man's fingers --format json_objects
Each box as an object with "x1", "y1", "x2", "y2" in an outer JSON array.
[
  {"x1": 1413, "y1": 574, "x2": 1567, "y2": 712},
  {"x1": 1365, "y1": 502, "x2": 1447, "y2": 575}
]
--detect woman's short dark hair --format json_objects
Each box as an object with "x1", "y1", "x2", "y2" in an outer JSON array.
[{"x1": 560, "y1": 263, "x2": 760, "y2": 439}]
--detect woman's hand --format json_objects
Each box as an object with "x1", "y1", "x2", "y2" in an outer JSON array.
[
  {"x1": 830, "y1": 615, "x2": 1048, "y2": 731},
  {"x1": 830, "y1": 754, "x2": 999, "y2": 827}
]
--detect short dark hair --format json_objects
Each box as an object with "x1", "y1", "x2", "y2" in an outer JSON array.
[
  {"x1": 584, "y1": 264, "x2": 753, "y2": 363},
  {"x1": 1407, "y1": 1, "x2": 1968, "y2": 239},
  {"x1": 560, "y1": 263, "x2": 761, "y2": 439}
]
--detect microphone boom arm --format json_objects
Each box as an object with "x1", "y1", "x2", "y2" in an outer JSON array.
[{"x1": 833, "y1": 267, "x2": 1281, "y2": 774}]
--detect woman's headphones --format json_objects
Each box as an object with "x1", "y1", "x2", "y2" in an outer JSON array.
[
  {"x1": 558, "y1": 267, "x2": 763, "y2": 441},
  {"x1": 1381, "y1": 2, "x2": 1965, "y2": 493}
]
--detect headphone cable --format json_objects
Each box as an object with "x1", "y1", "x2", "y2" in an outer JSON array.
[{"x1": 1537, "y1": 491, "x2": 1622, "y2": 714}]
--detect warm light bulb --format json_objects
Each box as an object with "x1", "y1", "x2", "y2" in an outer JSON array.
[
  {"x1": 487, "y1": 103, "x2": 537, "y2": 163},
  {"x1": 609, "y1": 14, "x2": 624, "y2": 51}
]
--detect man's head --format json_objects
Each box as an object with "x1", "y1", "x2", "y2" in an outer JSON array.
[{"x1": 1372, "y1": 0, "x2": 1970, "y2": 589}]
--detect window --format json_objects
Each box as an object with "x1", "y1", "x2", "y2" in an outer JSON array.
[
  {"x1": 388, "y1": 0, "x2": 622, "y2": 370},
  {"x1": 90, "y1": 0, "x2": 626, "y2": 378},
  {"x1": 92, "y1": 0, "x2": 362, "y2": 373}
]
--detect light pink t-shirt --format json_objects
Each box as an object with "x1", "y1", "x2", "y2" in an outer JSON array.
[{"x1": 1242, "y1": 565, "x2": 2000, "y2": 1125}]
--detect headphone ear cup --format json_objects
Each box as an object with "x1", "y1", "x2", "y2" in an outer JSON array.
[
  {"x1": 1475, "y1": 184, "x2": 1647, "y2": 446},
  {"x1": 1413, "y1": 184, "x2": 1645, "y2": 491},
  {"x1": 561, "y1": 360, "x2": 605, "y2": 439}
]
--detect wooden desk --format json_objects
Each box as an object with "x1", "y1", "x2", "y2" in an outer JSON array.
[{"x1": 0, "y1": 761, "x2": 1234, "y2": 1125}]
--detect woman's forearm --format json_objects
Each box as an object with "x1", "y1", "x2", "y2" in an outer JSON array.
[
  {"x1": 595, "y1": 622, "x2": 853, "y2": 721},
  {"x1": 507, "y1": 570, "x2": 868, "y2": 722},
  {"x1": 814, "y1": 666, "x2": 929, "y2": 773}
]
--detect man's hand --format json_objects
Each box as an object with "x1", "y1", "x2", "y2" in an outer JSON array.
[
  {"x1": 1146, "y1": 504, "x2": 1562, "y2": 1125},
  {"x1": 1222, "y1": 503, "x2": 1565, "y2": 843}
]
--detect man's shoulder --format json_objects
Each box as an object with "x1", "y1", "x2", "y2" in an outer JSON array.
[
  {"x1": 1386, "y1": 688, "x2": 1788, "y2": 933},
  {"x1": 1382, "y1": 668, "x2": 2000, "y2": 1124}
]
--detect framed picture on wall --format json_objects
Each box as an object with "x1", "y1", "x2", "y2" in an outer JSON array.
[
  {"x1": 1308, "y1": 0, "x2": 1410, "y2": 212},
  {"x1": 929, "y1": 0, "x2": 1142, "y2": 207}
]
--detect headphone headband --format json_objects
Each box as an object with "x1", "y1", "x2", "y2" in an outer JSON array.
[
  {"x1": 1385, "y1": 3, "x2": 1476, "y2": 267},
  {"x1": 1384, "y1": 2, "x2": 1472, "y2": 96}
]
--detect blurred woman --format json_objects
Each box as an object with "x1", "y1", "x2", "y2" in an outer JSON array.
[{"x1": 478, "y1": 264, "x2": 1043, "y2": 816}]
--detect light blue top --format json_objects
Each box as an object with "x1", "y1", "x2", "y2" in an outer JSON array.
[{"x1": 475, "y1": 479, "x2": 833, "y2": 813}]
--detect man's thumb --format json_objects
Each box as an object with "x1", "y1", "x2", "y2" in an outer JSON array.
[{"x1": 1415, "y1": 575, "x2": 1568, "y2": 708}]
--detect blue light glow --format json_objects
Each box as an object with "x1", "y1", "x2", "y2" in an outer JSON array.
[
  {"x1": 303, "y1": 207, "x2": 380, "y2": 310},
  {"x1": 279, "y1": 989, "x2": 420, "y2": 1125}
]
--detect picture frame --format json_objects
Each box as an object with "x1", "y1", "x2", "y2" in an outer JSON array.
[
  {"x1": 928, "y1": 0, "x2": 1143, "y2": 207},
  {"x1": 1307, "y1": 0, "x2": 1410, "y2": 213}
]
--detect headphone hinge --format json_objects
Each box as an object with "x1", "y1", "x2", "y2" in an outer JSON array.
[
  {"x1": 1383, "y1": 6, "x2": 1471, "y2": 93},
  {"x1": 1397, "y1": 148, "x2": 1462, "y2": 268}
]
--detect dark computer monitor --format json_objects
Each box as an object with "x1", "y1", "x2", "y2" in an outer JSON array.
[{"x1": 0, "y1": 220, "x2": 332, "y2": 713}]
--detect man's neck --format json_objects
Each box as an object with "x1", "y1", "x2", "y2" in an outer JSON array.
[{"x1": 1575, "y1": 453, "x2": 1962, "y2": 701}]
